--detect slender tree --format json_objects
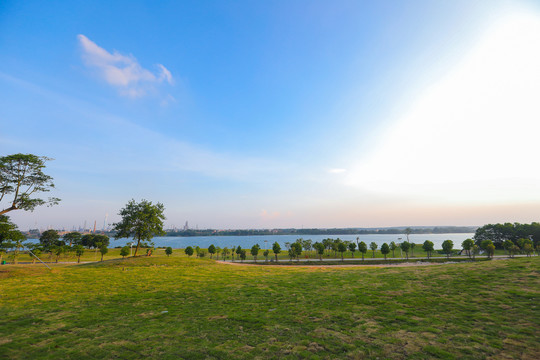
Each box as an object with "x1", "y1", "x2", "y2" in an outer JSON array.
[
  {"x1": 348, "y1": 242, "x2": 356, "y2": 258},
  {"x1": 358, "y1": 241, "x2": 367, "y2": 261},
  {"x1": 380, "y1": 243, "x2": 390, "y2": 260},
  {"x1": 390, "y1": 241, "x2": 397, "y2": 258},
  {"x1": 291, "y1": 242, "x2": 302, "y2": 261},
  {"x1": 400, "y1": 241, "x2": 410, "y2": 260},
  {"x1": 337, "y1": 241, "x2": 347, "y2": 261},
  {"x1": 99, "y1": 245, "x2": 108, "y2": 261},
  {"x1": 486, "y1": 244, "x2": 496, "y2": 259},
  {"x1": 472, "y1": 245, "x2": 479, "y2": 261},
  {"x1": 404, "y1": 227, "x2": 412, "y2": 243},
  {"x1": 272, "y1": 242, "x2": 281, "y2": 262},
  {"x1": 410, "y1": 242, "x2": 416, "y2": 257},
  {"x1": 235, "y1": 246, "x2": 243, "y2": 260},
  {"x1": 251, "y1": 244, "x2": 260, "y2": 262},
  {"x1": 74, "y1": 245, "x2": 85, "y2": 263},
  {"x1": 370, "y1": 242, "x2": 378, "y2": 258},
  {"x1": 112, "y1": 199, "x2": 165, "y2": 257},
  {"x1": 314, "y1": 241, "x2": 325, "y2": 261}
]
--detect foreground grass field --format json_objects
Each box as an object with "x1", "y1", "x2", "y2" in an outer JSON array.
[{"x1": 1, "y1": 256, "x2": 539, "y2": 359}]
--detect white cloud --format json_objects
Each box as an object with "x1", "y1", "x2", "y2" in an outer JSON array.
[
  {"x1": 344, "y1": 11, "x2": 540, "y2": 204},
  {"x1": 78, "y1": 34, "x2": 173, "y2": 97}
]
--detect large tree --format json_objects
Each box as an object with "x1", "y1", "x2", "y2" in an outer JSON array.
[
  {"x1": 63, "y1": 232, "x2": 82, "y2": 247},
  {"x1": 112, "y1": 199, "x2": 165, "y2": 256},
  {"x1": 0, "y1": 216, "x2": 21, "y2": 247},
  {"x1": 40, "y1": 229, "x2": 63, "y2": 249},
  {"x1": 0, "y1": 154, "x2": 60, "y2": 215}
]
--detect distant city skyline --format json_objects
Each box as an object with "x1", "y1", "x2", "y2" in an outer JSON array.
[{"x1": 2, "y1": 0, "x2": 540, "y2": 230}]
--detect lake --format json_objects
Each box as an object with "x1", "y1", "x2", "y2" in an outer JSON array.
[{"x1": 112, "y1": 233, "x2": 475, "y2": 250}]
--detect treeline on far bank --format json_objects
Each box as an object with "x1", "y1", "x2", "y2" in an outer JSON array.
[{"x1": 165, "y1": 226, "x2": 477, "y2": 237}]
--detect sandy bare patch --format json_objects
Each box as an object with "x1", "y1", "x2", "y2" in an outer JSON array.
[{"x1": 219, "y1": 261, "x2": 442, "y2": 268}]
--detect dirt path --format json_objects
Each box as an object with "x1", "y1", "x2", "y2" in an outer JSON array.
[{"x1": 220, "y1": 261, "x2": 443, "y2": 268}]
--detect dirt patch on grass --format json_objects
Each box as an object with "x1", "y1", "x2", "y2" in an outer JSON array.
[{"x1": 221, "y1": 261, "x2": 443, "y2": 268}]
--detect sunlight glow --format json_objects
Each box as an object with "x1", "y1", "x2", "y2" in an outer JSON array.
[{"x1": 345, "y1": 11, "x2": 540, "y2": 204}]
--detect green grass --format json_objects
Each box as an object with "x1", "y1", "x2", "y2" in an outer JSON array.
[{"x1": 0, "y1": 255, "x2": 539, "y2": 359}]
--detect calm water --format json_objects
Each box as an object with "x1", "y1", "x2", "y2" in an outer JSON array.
[{"x1": 113, "y1": 233, "x2": 475, "y2": 250}]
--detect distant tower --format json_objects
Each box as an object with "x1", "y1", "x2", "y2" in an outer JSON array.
[
  {"x1": 183, "y1": 221, "x2": 189, "y2": 231},
  {"x1": 103, "y1": 213, "x2": 108, "y2": 231},
  {"x1": 93, "y1": 220, "x2": 97, "y2": 233}
]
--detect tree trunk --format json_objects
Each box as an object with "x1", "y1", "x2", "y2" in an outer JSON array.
[
  {"x1": 78, "y1": 256, "x2": 81, "y2": 263},
  {"x1": 133, "y1": 237, "x2": 141, "y2": 257}
]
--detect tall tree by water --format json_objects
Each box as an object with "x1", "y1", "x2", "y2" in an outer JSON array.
[
  {"x1": 380, "y1": 243, "x2": 390, "y2": 260},
  {"x1": 370, "y1": 242, "x2": 378, "y2": 258},
  {"x1": 442, "y1": 240, "x2": 454, "y2": 259},
  {"x1": 0, "y1": 154, "x2": 60, "y2": 215},
  {"x1": 272, "y1": 242, "x2": 281, "y2": 262},
  {"x1": 358, "y1": 241, "x2": 367, "y2": 261},
  {"x1": 112, "y1": 199, "x2": 165, "y2": 257}
]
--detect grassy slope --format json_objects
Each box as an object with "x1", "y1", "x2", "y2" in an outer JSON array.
[{"x1": 0, "y1": 256, "x2": 539, "y2": 359}]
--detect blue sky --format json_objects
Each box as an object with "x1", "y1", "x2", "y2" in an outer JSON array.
[{"x1": 2, "y1": 0, "x2": 540, "y2": 230}]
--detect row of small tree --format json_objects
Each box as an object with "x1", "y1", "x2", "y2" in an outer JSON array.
[{"x1": 178, "y1": 237, "x2": 539, "y2": 263}]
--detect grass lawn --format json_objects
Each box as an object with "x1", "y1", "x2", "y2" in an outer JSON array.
[{"x1": 1, "y1": 255, "x2": 539, "y2": 359}]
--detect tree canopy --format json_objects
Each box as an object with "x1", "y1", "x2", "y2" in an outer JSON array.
[
  {"x1": 0, "y1": 153, "x2": 60, "y2": 215},
  {"x1": 40, "y1": 229, "x2": 63, "y2": 249},
  {"x1": 112, "y1": 199, "x2": 166, "y2": 256},
  {"x1": 474, "y1": 222, "x2": 540, "y2": 249}
]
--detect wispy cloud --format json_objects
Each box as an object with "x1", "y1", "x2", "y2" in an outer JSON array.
[{"x1": 78, "y1": 34, "x2": 173, "y2": 97}]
